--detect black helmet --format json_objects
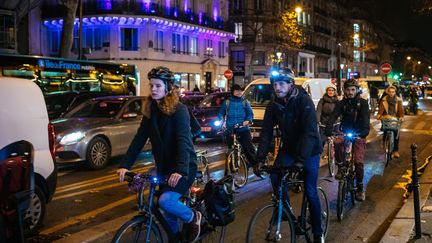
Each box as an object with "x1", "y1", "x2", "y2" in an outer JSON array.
[
  {"x1": 269, "y1": 68, "x2": 295, "y2": 84},
  {"x1": 148, "y1": 66, "x2": 175, "y2": 91},
  {"x1": 343, "y1": 79, "x2": 360, "y2": 90}
]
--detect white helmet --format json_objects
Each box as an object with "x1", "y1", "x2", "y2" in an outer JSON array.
[{"x1": 325, "y1": 84, "x2": 337, "y2": 92}]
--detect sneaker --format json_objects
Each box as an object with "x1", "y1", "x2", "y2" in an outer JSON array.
[
  {"x1": 335, "y1": 167, "x2": 346, "y2": 180},
  {"x1": 314, "y1": 234, "x2": 325, "y2": 243},
  {"x1": 355, "y1": 190, "x2": 366, "y2": 201},
  {"x1": 392, "y1": 151, "x2": 400, "y2": 158},
  {"x1": 187, "y1": 210, "x2": 202, "y2": 242}
]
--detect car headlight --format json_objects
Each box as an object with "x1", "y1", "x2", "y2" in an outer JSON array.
[
  {"x1": 403, "y1": 101, "x2": 409, "y2": 106},
  {"x1": 213, "y1": 120, "x2": 222, "y2": 127},
  {"x1": 60, "y1": 131, "x2": 85, "y2": 145}
]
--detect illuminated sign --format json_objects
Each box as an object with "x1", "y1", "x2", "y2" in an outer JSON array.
[{"x1": 37, "y1": 59, "x2": 95, "y2": 71}]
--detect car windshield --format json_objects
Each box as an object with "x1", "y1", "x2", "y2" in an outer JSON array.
[
  {"x1": 64, "y1": 99, "x2": 125, "y2": 118},
  {"x1": 199, "y1": 94, "x2": 228, "y2": 108},
  {"x1": 243, "y1": 84, "x2": 273, "y2": 107}
]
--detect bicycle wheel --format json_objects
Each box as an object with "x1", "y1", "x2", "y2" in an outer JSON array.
[
  {"x1": 302, "y1": 187, "x2": 330, "y2": 241},
  {"x1": 384, "y1": 132, "x2": 392, "y2": 167},
  {"x1": 112, "y1": 215, "x2": 163, "y2": 243},
  {"x1": 198, "y1": 225, "x2": 226, "y2": 243},
  {"x1": 247, "y1": 204, "x2": 295, "y2": 243},
  {"x1": 327, "y1": 141, "x2": 336, "y2": 177},
  {"x1": 227, "y1": 152, "x2": 248, "y2": 187},
  {"x1": 336, "y1": 179, "x2": 347, "y2": 221}
]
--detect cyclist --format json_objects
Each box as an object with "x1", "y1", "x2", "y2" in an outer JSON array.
[
  {"x1": 256, "y1": 68, "x2": 324, "y2": 243},
  {"x1": 325, "y1": 79, "x2": 370, "y2": 201},
  {"x1": 117, "y1": 66, "x2": 201, "y2": 242},
  {"x1": 218, "y1": 84, "x2": 261, "y2": 177},
  {"x1": 316, "y1": 83, "x2": 339, "y2": 147},
  {"x1": 376, "y1": 85, "x2": 404, "y2": 158}
]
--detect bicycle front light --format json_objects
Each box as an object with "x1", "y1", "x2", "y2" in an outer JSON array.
[
  {"x1": 403, "y1": 101, "x2": 409, "y2": 106},
  {"x1": 346, "y1": 132, "x2": 354, "y2": 138},
  {"x1": 213, "y1": 120, "x2": 222, "y2": 127},
  {"x1": 152, "y1": 177, "x2": 159, "y2": 183}
]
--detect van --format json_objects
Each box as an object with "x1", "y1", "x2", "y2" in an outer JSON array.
[
  {"x1": 0, "y1": 77, "x2": 57, "y2": 234},
  {"x1": 242, "y1": 77, "x2": 326, "y2": 135}
]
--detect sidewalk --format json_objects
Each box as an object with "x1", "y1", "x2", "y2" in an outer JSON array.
[{"x1": 409, "y1": 188, "x2": 432, "y2": 243}]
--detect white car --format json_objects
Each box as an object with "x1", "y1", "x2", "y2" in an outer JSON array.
[{"x1": 0, "y1": 77, "x2": 57, "y2": 234}]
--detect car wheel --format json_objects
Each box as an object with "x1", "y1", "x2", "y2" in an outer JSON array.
[
  {"x1": 86, "y1": 137, "x2": 111, "y2": 170},
  {"x1": 24, "y1": 185, "x2": 46, "y2": 236}
]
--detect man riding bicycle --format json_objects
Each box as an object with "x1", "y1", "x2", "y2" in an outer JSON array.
[
  {"x1": 218, "y1": 84, "x2": 261, "y2": 177},
  {"x1": 117, "y1": 67, "x2": 201, "y2": 242},
  {"x1": 376, "y1": 85, "x2": 404, "y2": 158},
  {"x1": 256, "y1": 68, "x2": 324, "y2": 243},
  {"x1": 325, "y1": 79, "x2": 370, "y2": 201}
]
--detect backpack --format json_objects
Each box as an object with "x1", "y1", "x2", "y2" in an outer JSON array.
[
  {"x1": 203, "y1": 175, "x2": 235, "y2": 226},
  {"x1": 225, "y1": 98, "x2": 248, "y2": 116}
]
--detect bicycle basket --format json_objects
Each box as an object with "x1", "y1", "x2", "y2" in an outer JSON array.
[{"x1": 382, "y1": 119, "x2": 401, "y2": 130}]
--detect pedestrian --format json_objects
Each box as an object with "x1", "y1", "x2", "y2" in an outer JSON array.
[
  {"x1": 376, "y1": 85, "x2": 404, "y2": 158},
  {"x1": 193, "y1": 85, "x2": 200, "y2": 92},
  {"x1": 370, "y1": 85, "x2": 379, "y2": 114},
  {"x1": 218, "y1": 84, "x2": 261, "y2": 177},
  {"x1": 256, "y1": 68, "x2": 324, "y2": 243},
  {"x1": 117, "y1": 66, "x2": 201, "y2": 242},
  {"x1": 325, "y1": 79, "x2": 370, "y2": 201},
  {"x1": 316, "y1": 83, "x2": 339, "y2": 147}
]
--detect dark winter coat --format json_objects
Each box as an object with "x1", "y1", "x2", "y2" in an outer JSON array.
[
  {"x1": 257, "y1": 86, "x2": 322, "y2": 165},
  {"x1": 316, "y1": 94, "x2": 338, "y2": 125},
  {"x1": 325, "y1": 95, "x2": 370, "y2": 138},
  {"x1": 120, "y1": 98, "x2": 197, "y2": 195}
]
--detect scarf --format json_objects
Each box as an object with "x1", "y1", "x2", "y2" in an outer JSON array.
[{"x1": 387, "y1": 96, "x2": 397, "y2": 116}]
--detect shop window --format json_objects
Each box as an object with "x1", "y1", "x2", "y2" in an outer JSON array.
[{"x1": 252, "y1": 51, "x2": 265, "y2": 65}]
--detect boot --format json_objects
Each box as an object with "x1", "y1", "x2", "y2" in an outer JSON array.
[
  {"x1": 392, "y1": 151, "x2": 400, "y2": 158},
  {"x1": 355, "y1": 183, "x2": 365, "y2": 201}
]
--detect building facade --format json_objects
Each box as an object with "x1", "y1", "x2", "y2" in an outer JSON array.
[{"x1": 37, "y1": 0, "x2": 234, "y2": 95}]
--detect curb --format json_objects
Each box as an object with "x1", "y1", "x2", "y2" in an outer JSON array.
[{"x1": 381, "y1": 156, "x2": 432, "y2": 243}]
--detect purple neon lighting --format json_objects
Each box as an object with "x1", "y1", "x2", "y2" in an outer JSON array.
[
  {"x1": 142, "y1": 0, "x2": 151, "y2": 12},
  {"x1": 213, "y1": 7, "x2": 218, "y2": 22},
  {"x1": 198, "y1": 12, "x2": 203, "y2": 25},
  {"x1": 100, "y1": 0, "x2": 112, "y2": 10}
]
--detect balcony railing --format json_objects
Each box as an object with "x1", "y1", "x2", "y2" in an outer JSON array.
[{"x1": 42, "y1": 1, "x2": 234, "y2": 32}]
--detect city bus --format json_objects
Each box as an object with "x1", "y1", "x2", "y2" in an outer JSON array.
[{"x1": 0, "y1": 54, "x2": 140, "y2": 95}]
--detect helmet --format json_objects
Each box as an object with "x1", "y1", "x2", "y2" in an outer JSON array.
[
  {"x1": 148, "y1": 66, "x2": 175, "y2": 91},
  {"x1": 269, "y1": 68, "x2": 295, "y2": 84},
  {"x1": 325, "y1": 84, "x2": 337, "y2": 92},
  {"x1": 343, "y1": 79, "x2": 360, "y2": 90}
]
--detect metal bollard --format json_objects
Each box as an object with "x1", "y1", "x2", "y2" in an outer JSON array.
[{"x1": 411, "y1": 143, "x2": 421, "y2": 239}]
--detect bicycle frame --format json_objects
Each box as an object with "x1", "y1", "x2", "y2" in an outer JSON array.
[{"x1": 224, "y1": 129, "x2": 243, "y2": 175}]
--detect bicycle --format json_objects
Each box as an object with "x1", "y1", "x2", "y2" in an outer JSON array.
[
  {"x1": 112, "y1": 172, "x2": 226, "y2": 243},
  {"x1": 319, "y1": 123, "x2": 338, "y2": 177},
  {"x1": 195, "y1": 149, "x2": 210, "y2": 186},
  {"x1": 381, "y1": 118, "x2": 401, "y2": 167},
  {"x1": 223, "y1": 124, "x2": 249, "y2": 188},
  {"x1": 246, "y1": 166, "x2": 329, "y2": 243},
  {"x1": 335, "y1": 132, "x2": 359, "y2": 221}
]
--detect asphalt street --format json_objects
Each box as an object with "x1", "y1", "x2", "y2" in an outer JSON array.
[{"x1": 29, "y1": 99, "x2": 432, "y2": 243}]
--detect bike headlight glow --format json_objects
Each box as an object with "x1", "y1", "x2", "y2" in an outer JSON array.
[
  {"x1": 271, "y1": 70, "x2": 280, "y2": 77},
  {"x1": 213, "y1": 120, "x2": 222, "y2": 127},
  {"x1": 403, "y1": 101, "x2": 408, "y2": 106},
  {"x1": 152, "y1": 177, "x2": 158, "y2": 183},
  {"x1": 346, "y1": 133, "x2": 353, "y2": 138},
  {"x1": 60, "y1": 131, "x2": 85, "y2": 145}
]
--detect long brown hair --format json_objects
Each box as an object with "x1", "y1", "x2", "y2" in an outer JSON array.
[{"x1": 142, "y1": 87, "x2": 180, "y2": 118}]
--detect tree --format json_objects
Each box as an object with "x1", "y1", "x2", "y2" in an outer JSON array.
[
  {"x1": 413, "y1": 0, "x2": 432, "y2": 14},
  {"x1": 277, "y1": 11, "x2": 305, "y2": 50},
  {"x1": 59, "y1": 0, "x2": 79, "y2": 58}
]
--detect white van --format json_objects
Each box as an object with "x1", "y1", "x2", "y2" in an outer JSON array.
[
  {"x1": 301, "y1": 78, "x2": 333, "y2": 107},
  {"x1": 0, "y1": 77, "x2": 57, "y2": 234}
]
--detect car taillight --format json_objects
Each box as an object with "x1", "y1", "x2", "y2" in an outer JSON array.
[{"x1": 48, "y1": 123, "x2": 56, "y2": 158}]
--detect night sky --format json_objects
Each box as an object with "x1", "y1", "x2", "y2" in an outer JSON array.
[{"x1": 373, "y1": 0, "x2": 432, "y2": 55}]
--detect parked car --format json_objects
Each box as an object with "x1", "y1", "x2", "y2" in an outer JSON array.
[
  {"x1": 192, "y1": 92, "x2": 230, "y2": 139},
  {"x1": 180, "y1": 92, "x2": 205, "y2": 109},
  {"x1": 44, "y1": 91, "x2": 112, "y2": 119},
  {"x1": 52, "y1": 96, "x2": 151, "y2": 169},
  {"x1": 0, "y1": 77, "x2": 57, "y2": 234}
]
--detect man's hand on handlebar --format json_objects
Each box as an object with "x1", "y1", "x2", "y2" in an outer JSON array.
[{"x1": 117, "y1": 168, "x2": 129, "y2": 182}]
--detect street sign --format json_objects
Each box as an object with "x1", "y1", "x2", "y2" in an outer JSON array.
[
  {"x1": 224, "y1": 69, "x2": 233, "y2": 80},
  {"x1": 380, "y1": 63, "x2": 392, "y2": 75}
]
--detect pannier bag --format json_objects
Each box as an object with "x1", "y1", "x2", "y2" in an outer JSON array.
[{"x1": 203, "y1": 175, "x2": 235, "y2": 226}]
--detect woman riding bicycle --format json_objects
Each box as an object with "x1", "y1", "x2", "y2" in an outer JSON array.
[
  {"x1": 376, "y1": 85, "x2": 404, "y2": 158},
  {"x1": 117, "y1": 66, "x2": 201, "y2": 242},
  {"x1": 316, "y1": 84, "x2": 339, "y2": 148}
]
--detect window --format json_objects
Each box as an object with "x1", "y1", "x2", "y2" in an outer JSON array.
[
  {"x1": 234, "y1": 0, "x2": 243, "y2": 10},
  {"x1": 172, "y1": 33, "x2": 181, "y2": 53},
  {"x1": 354, "y1": 37, "x2": 360, "y2": 47},
  {"x1": 0, "y1": 13, "x2": 16, "y2": 50},
  {"x1": 84, "y1": 28, "x2": 102, "y2": 50},
  {"x1": 254, "y1": 0, "x2": 262, "y2": 10},
  {"x1": 154, "y1": 30, "x2": 164, "y2": 51},
  {"x1": 121, "y1": 28, "x2": 138, "y2": 51},
  {"x1": 49, "y1": 30, "x2": 60, "y2": 53},
  {"x1": 353, "y1": 50, "x2": 360, "y2": 62},
  {"x1": 182, "y1": 35, "x2": 189, "y2": 54},
  {"x1": 231, "y1": 51, "x2": 245, "y2": 64},
  {"x1": 204, "y1": 39, "x2": 213, "y2": 57},
  {"x1": 252, "y1": 51, "x2": 265, "y2": 65},
  {"x1": 234, "y1": 22, "x2": 243, "y2": 42},
  {"x1": 353, "y1": 23, "x2": 360, "y2": 33},
  {"x1": 218, "y1": 41, "x2": 225, "y2": 58},
  {"x1": 299, "y1": 57, "x2": 307, "y2": 73},
  {"x1": 190, "y1": 37, "x2": 198, "y2": 56},
  {"x1": 256, "y1": 22, "x2": 263, "y2": 43}
]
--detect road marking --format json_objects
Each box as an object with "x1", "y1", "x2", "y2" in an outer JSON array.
[
  {"x1": 40, "y1": 195, "x2": 136, "y2": 236},
  {"x1": 414, "y1": 121, "x2": 426, "y2": 130},
  {"x1": 53, "y1": 181, "x2": 127, "y2": 201},
  {"x1": 400, "y1": 128, "x2": 432, "y2": 136}
]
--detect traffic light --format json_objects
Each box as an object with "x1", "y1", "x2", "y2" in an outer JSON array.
[{"x1": 393, "y1": 74, "x2": 399, "y2": 80}]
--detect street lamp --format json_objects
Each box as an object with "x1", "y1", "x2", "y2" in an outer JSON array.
[
  {"x1": 418, "y1": 61, "x2": 421, "y2": 65},
  {"x1": 407, "y1": 56, "x2": 412, "y2": 61},
  {"x1": 353, "y1": 33, "x2": 360, "y2": 39},
  {"x1": 374, "y1": 69, "x2": 379, "y2": 75},
  {"x1": 295, "y1": 6, "x2": 302, "y2": 14},
  {"x1": 429, "y1": 66, "x2": 431, "y2": 69}
]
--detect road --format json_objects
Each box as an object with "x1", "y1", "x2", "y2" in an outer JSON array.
[{"x1": 30, "y1": 99, "x2": 432, "y2": 243}]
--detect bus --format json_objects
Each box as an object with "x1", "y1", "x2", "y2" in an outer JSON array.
[{"x1": 0, "y1": 54, "x2": 140, "y2": 95}]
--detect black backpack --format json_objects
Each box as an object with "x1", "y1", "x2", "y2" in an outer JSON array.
[{"x1": 203, "y1": 175, "x2": 235, "y2": 226}]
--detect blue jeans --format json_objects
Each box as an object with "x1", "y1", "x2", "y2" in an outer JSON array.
[
  {"x1": 158, "y1": 191, "x2": 194, "y2": 233},
  {"x1": 270, "y1": 152, "x2": 323, "y2": 236}
]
